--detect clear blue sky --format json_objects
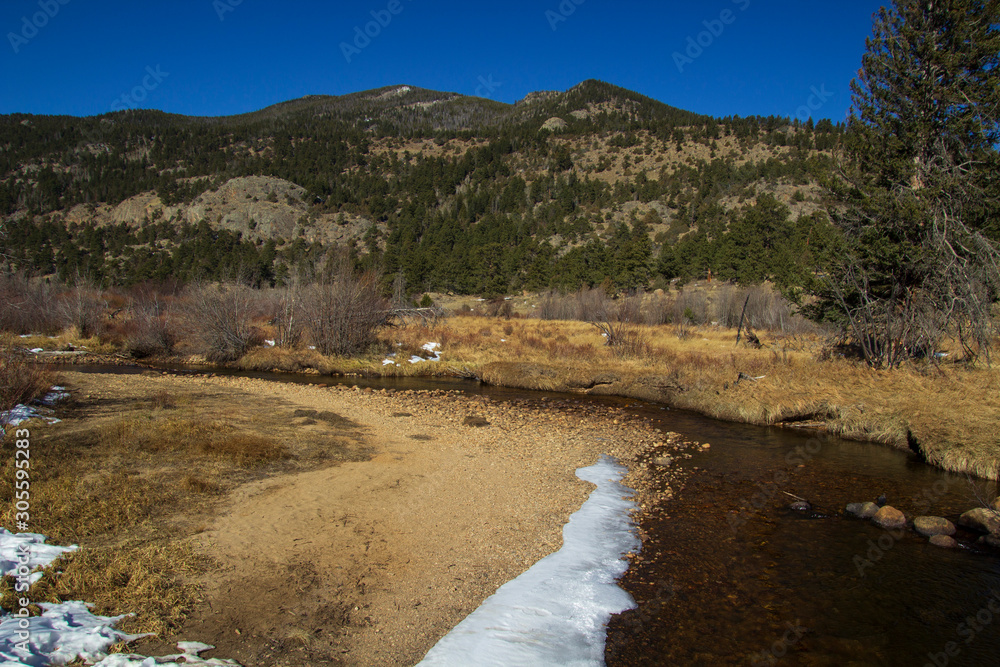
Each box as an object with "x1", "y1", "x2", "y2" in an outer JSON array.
[{"x1": 0, "y1": 0, "x2": 886, "y2": 121}]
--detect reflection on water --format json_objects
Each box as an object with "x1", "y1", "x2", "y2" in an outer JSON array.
[
  {"x1": 66, "y1": 365, "x2": 1000, "y2": 666},
  {"x1": 606, "y1": 407, "x2": 1000, "y2": 667}
]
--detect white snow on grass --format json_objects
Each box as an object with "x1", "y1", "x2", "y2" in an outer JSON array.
[
  {"x1": 37, "y1": 387, "x2": 69, "y2": 407},
  {"x1": 417, "y1": 455, "x2": 640, "y2": 667},
  {"x1": 409, "y1": 342, "x2": 441, "y2": 364},
  {"x1": 0, "y1": 529, "x2": 77, "y2": 586},
  {"x1": 0, "y1": 388, "x2": 69, "y2": 431},
  {"x1": 0, "y1": 529, "x2": 243, "y2": 666},
  {"x1": 94, "y1": 641, "x2": 241, "y2": 666},
  {"x1": 0, "y1": 601, "x2": 148, "y2": 666}
]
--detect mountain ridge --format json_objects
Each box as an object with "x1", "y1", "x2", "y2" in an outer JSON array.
[{"x1": 1, "y1": 78, "x2": 843, "y2": 294}]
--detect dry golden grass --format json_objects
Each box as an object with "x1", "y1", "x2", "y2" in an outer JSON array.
[
  {"x1": 100, "y1": 412, "x2": 289, "y2": 468},
  {"x1": 223, "y1": 316, "x2": 1000, "y2": 480},
  {"x1": 0, "y1": 542, "x2": 206, "y2": 636},
  {"x1": 0, "y1": 381, "x2": 344, "y2": 638},
  {"x1": 352, "y1": 316, "x2": 1000, "y2": 480},
  {"x1": 0, "y1": 330, "x2": 119, "y2": 356},
  {"x1": 0, "y1": 347, "x2": 54, "y2": 412}
]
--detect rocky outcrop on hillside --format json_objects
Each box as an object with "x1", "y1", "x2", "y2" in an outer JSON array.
[{"x1": 62, "y1": 176, "x2": 379, "y2": 245}]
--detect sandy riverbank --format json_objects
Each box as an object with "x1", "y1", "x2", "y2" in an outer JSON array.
[{"x1": 19, "y1": 370, "x2": 697, "y2": 666}]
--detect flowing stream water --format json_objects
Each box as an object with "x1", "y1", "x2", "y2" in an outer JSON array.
[{"x1": 68, "y1": 365, "x2": 1000, "y2": 666}]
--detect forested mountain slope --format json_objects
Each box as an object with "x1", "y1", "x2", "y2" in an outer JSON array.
[{"x1": 0, "y1": 79, "x2": 844, "y2": 293}]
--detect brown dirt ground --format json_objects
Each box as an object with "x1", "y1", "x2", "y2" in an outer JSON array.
[{"x1": 53, "y1": 370, "x2": 684, "y2": 666}]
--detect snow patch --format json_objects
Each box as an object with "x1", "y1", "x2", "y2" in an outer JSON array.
[
  {"x1": 0, "y1": 529, "x2": 77, "y2": 586},
  {"x1": 0, "y1": 601, "x2": 148, "y2": 666},
  {"x1": 409, "y1": 342, "x2": 441, "y2": 364},
  {"x1": 417, "y1": 455, "x2": 639, "y2": 666},
  {"x1": 0, "y1": 530, "x2": 243, "y2": 666},
  {"x1": 0, "y1": 388, "x2": 69, "y2": 430},
  {"x1": 94, "y1": 641, "x2": 241, "y2": 666}
]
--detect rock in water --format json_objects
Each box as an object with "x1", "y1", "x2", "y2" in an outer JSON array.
[
  {"x1": 876, "y1": 494, "x2": 887, "y2": 507},
  {"x1": 978, "y1": 534, "x2": 1000, "y2": 548},
  {"x1": 958, "y1": 508, "x2": 1000, "y2": 534},
  {"x1": 846, "y1": 502, "x2": 880, "y2": 519},
  {"x1": 872, "y1": 505, "x2": 907, "y2": 530},
  {"x1": 930, "y1": 535, "x2": 958, "y2": 549},
  {"x1": 913, "y1": 516, "x2": 956, "y2": 537},
  {"x1": 790, "y1": 501, "x2": 811, "y2": 511}
]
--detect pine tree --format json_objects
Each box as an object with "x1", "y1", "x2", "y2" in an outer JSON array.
[{"x1": 814, "y1": 0, "x2": 1000, "y2": 367}]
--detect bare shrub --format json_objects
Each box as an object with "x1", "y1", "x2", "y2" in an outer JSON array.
[
  {"x1": 594, "y1": 295, "x2": 651, "y2": 360},
  {"x1": 265, "y1": 285, "x2": 304, "y2": 348},
  {"x1": 0, "y1": 273, "x2": 59, "y2": 334},
  {"x1": 617, "y1": 292, "x2": 644, "y2": 324},
  {"x1": 536, "y1": 287, "x2": 611, "y2": 322},
  {"x1": 56, "y1": 282, "x2": 105, "y2": 338},
  {"x1": 537, "y1": 291, "x2": 573, "y2": 321},
  {"x1": 713, "y1": 284, "x2": 824, "y2": 335},
  {"x1": 303, "y1": 271, "x2": 388, "y2": 357},
  {"x1": 0, "y1": 349, "x2": 51, "y2": 414},
  {"x1": 672, "y1": 288, "x2": 709, "y2": 325},
  {"x1": 126, "y1": 294, "x2": 176, "y2": 359},
  {"x1": 182, "y1": 283, "x2": 261, "y2": 362},
  {"x1": 574, "y1": 286, "x2": 611, "y2": 322},
  {"x1": 484, "y1": 298, "x2": 513, "y2": 319},
  {"x1": 594, "y1": 319, "x2": 651, "y2": 360},
  {"x1": 643, "y1": 292, "x2": 674, "y2": 325}
]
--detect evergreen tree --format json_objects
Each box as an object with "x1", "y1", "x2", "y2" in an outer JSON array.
[{"x1": 813, "y1": 0, "x2": 1000, "y2": 367}]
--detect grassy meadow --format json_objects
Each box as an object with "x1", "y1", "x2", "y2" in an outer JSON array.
[{"x1": 2, "y1": 283, "x2": 998, "y2": 480}]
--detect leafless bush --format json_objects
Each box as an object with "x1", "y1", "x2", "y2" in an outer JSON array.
[
  {"x1": 0, "y1": 273, "x2": 59, "y2": 334},
  {"x1": 594, "y1": 319, "x2": 651, "y2": 360},
  {"x1": 537, "y1": 291, "x2": 572, "y2": 321},
  {"x1": 0, "y1": 349, "x2": 51, "y2": 415},
  {"x1": 616, "y1": 292, "x2": 643, "y2": 324},
  {"x1": 264, "y1": 285, "x2": 304, "y2": 348},
  {"x1": 672, "y1": 288, "x2": 709, "y2": 325},
  {"x1": 183, "y1": 283, "x2": 261, "y2": 362},
  {"x1": 643, "y1": 292, "x2": 674, "y2": 325},
  {"x1": 56, "y1": 282, "x2": 105, "y2": 338},
  {"x1": 536, "y1": 287, "x2": 611, "y2": 322},
  {"x1": 484, "y1": 298, "x2": 513, "y2": 319},
  {"x1": 303, "y1": 270, "x2": 388, "y2": 357},
  {"x1": 713, "y1": 284, "x2": 823, "y2": 334},
  {"x1": 125, "y1": 293, "x2": 176, "y2": 359}
]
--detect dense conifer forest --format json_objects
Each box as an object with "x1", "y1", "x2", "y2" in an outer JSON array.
[{"x1": 2, "y1": 79, "x2": 847, "y2": 295}]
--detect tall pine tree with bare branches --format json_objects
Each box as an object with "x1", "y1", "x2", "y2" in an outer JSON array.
[{"x1": 815, "y1": 0, "x2": 1000, "y2": 367}]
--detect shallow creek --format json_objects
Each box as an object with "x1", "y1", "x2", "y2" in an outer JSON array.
[{"x1": 71, "y1": 365, "x2": 1000, "y2": 666}]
